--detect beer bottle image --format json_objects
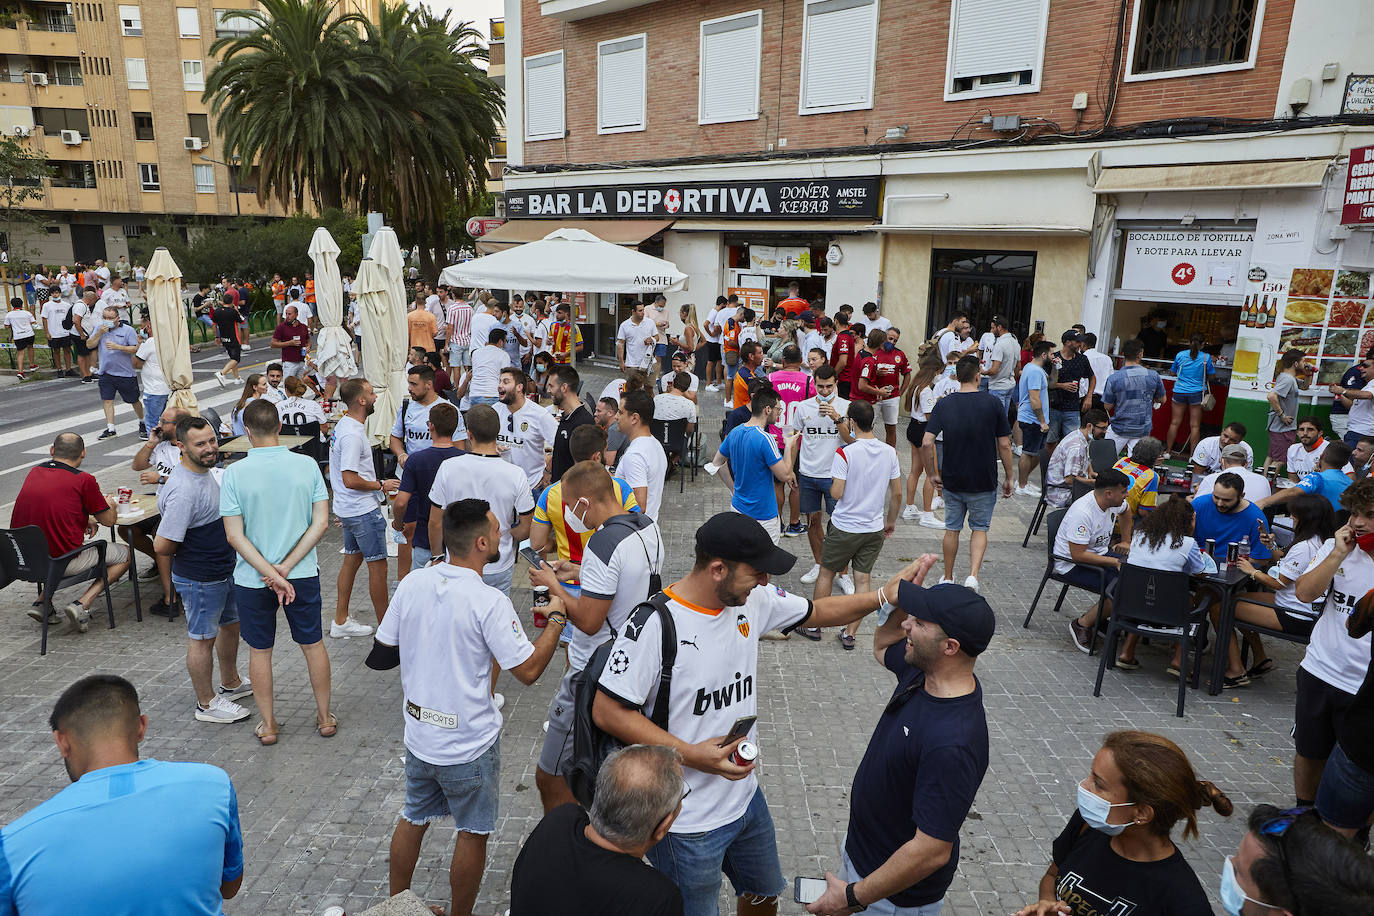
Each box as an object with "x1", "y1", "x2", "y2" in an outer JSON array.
[
  {"x1": 1258, "y1": 294, "x2": 1269, "y2": 328},
  {"x1": 1239, "y1": 295, "x2": 1251, "y2": 327},
  {"x1": 1265, "y1": 297, "x2": 1276, "y2": 328}
]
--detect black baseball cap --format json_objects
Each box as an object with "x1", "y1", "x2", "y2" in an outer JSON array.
[
  {"x1": 896, "y1": 581, "x2": 996, "y2": 656},
  {"x1": 991, "y1": 314, "x2": 1009, "y2": 328},
  {"x1": 695, "y1": 512, "x2": 797, "y2": 576},
  {"x1": 1061, "y1": 329, "x2": 1082, "y2": 343}
]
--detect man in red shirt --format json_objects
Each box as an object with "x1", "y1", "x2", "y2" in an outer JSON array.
[
  {"x1": 271, "y1": 303, "x2": 311, "y2": 377},
  {"x1": 11, "y1": 433, "x2": 131, "y2": 632},
  {"x1": 777, "y1": 281, "x2": 809, "y2": 317},
  {"x1": 854, "y1": 328, "x2": 911, "y2": 448},
  {"x1": 830, "y1": 313, "x2": 857, "y2": 401}
]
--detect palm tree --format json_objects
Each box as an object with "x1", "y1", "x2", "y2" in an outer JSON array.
[
  {"x1": 355, "y1": 4, "x2": 502, "y2": 278},
  {"x1": 204, "y1": 0, "x2": 388, "y2": 211}
]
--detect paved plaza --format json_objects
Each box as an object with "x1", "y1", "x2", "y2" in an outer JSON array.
[{"x1": 0, "y1": 370, "x2": 1301, "y2": 914}]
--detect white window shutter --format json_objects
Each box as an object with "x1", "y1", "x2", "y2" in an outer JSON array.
[
  {"x1": 950, "y1": 0, "x2": 1044, "y2": 80},
  {"x1": 524, "y1": 52, "x2": 565, "y2": 142},
  {"x1": 700, "y1": 12, "x2": 761, "y2": 124},
  {"x1": 177, "y1": 7, "x2": 199, "y2": 37},
  {"x1": 598, "y1": 35, "x2": 645, "y2": 132},
  {"x1": 801, "y1": 0, "x2": 877, "y2": 113}
]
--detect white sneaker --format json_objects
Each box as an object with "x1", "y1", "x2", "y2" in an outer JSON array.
[
  {"x1": 918, "y1": 513, "x2": 945, "y2": 529},
  {"x1": 214, "y1": 371, "x2": 226, "y2": 388},
  {"x1": 1012, "y1": 445, "x2": 1023, "y2": 456},
  {"x1": 330, "y1": 618, "x2": 374, "y2": 638},
  {"x1": 217, "y1": 679, "x2": 253, "y2": 702},
  {"x1": 963, "y1": 576, "x2": 980, "y2": 593},
  {"x1": 494, "y1": 693, "x2": 506, "y2": 711},
  {"x1": 706, "y1": 383, "x2": 720, "y2": 391},
  {"x1": 901, "y1": 505, "x2": 920, "y2": 520},
  {"x1": 938, "y1": 577, "x2": 954, "y2": 585},
  {"x1": 195, "y1": 694, "x2": 251, "y2": 724},
  {"x1": 1018, "y1": 485, "x2": 1041, "y2": 497},
  {"x1": 63, "y1": 600, "x2": 89, "y2": 633},
  {"x1": 800, "y1": 563, "x2": 821, "y2": 584},
  {"x1": 836, "y1": 574, "x2": 855, "y2": 595},
  {"x1": 931, "y1": 496, "x2": 945, "y2": 511}
]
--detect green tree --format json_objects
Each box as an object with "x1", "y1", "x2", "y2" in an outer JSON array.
[
  {"x1": 203, "y1": 0, "x2": 385, "y2": 211},
  {"x1": 0, "y1": 134, "x2": 51, "y2": 267}
]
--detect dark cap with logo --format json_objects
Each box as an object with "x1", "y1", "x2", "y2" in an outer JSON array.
[
  {"x1": 695, "y1": 512, "x2": 797, "y2": 576},
  {"x1": 1061, "y1": 329, "x2": 1082, "y2": 343},
  {"x1": 896, "y1": 581, "x2": 996, "y2": 656}
]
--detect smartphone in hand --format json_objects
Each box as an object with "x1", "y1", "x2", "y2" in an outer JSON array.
[{"x1": 794, "y1": 877, "x2": 827, "y2": 905}]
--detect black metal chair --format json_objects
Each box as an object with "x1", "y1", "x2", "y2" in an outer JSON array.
[
  {"x1": 281, "y1": 419, "x2": 327, "y2": 467},
  {"x1": 1093, "y1": 564, "x2": 1213, "y2": 717},
  {"x1": 650, "y1": 418, "x2": 692, "y2": 493},
  {"x1": 1021, "y1": 448, "x2": 1051, "y2": 548},
  {"x1": 1089, "y1": 438, "x2": 1119, "y2": 474},
  {"x1": 1233, "y1": 595, "x2": 1315, "y2": 668},
  {"x1": 1023, "y1": 509, "x2": 1110, "y2": 645},
  {"x1": 0, "y1": 527, "x2": 117, "y2": 656},
  {"x1": 199, "y1": 406, "x2": 226, "y2": 442}
]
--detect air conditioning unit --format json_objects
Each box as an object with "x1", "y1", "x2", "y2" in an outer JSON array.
[
  {"x1": 26, "y1": 72, "x2": 47, "y2": 86},
  {"x1": 12, "y1": 125, "x2": 29, "y2": 137},
  {"x1": 59, "y1": 129, "x2": 81, "y2": 145},
  {"x1": 183, "y1": 136, "x2": 204, "y2": 151}
]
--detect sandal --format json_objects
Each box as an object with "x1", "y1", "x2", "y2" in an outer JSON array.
[
  {"x1": 1114, "y1": 657, "x2": 1140, "y2": 670},
  {"x1": 1166, "y1": 665, "x2": 1181, "y2": 679},
  {"x1": 255, "y1": 721, "x2": 279, "y2": 746},
  {"x1": 1223, "y1": 674, "x2": 1251, "y2": 689},
  {"x1": 1246, "y1": 658, "x2": 1274, "y2": 679},
  {"x1": 316, "y1": 714, "x2": 338, "y2": 738}
]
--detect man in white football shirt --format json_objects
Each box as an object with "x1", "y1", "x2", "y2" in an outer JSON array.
[
  {"x1": 788, "y1": 365, "x2": 853, "y2": 586},
  {"x1": 615, "y1": 389, "x2": 667, "y2": 522},
  {"x1": 495, "y1": 367, "x2": 558, "y2": 498}
]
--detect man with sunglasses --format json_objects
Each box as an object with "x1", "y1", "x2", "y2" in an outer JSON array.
[
  {"x1": 1330, "y1": 356, "x2": 1374, "y2": 449},
  {"x1": 805, "y1": 568, "x2": 992, "y2": 916},
  {"x1": 1045, "y1": 408, "x2": 1109, "y2": 508},
  {"x1": 1223, "y1": 804, "x2": 1374, "y2": 915}
]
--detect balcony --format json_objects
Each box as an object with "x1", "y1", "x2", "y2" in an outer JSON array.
[
  {"x1": 489, "y1": 18, "x2": 503, "y2": 42},
  {"x1": 538, "y1": 0, "x2": 655, "y2": 21},
  {"x1": 47, "y1": 186, "x2": 98, "y2": 210}
]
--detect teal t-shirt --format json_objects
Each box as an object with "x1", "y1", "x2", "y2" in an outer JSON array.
[{"x1": 219, "y1": 445, "x2": 329, "y2": 587}]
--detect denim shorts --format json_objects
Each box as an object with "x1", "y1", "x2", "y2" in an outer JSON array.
[
  {"x1": 943, "y1": 490, "x2": 997, "y2": 532},
  {"x1": 401, "y1": 740, "x2": 500, "y2": 834},
  {"x1": 470, "y1": 395, "x2": 499, "y2": 407},
  {"x1": 411, "y1": 543, "x2": 434, "y2": 571},
  {"x1": 1315, "y1": 743, "x2": 1374, "y2": 830},
  {"x1": 1019, "y1": 421, "x2": 1047, "y2": 454},
  {"x1": 449, "y1": 340, "x2": 471, "y2": 368},
  {"x1": 1172, "y1": 389, "x2": 1204, "y2": 406},
  {"x1": 142, "y1": 393, "x2": 168, "y2": 427},
  {"x1": 799, "y1": 474, "x2": 837, "y2": 516},
  {"x1": 482, "y1": 562, "x2": 514, "y2": 596},
  {"x1": 989, "y1": 387, "x2": 1013, "y2": 417},
  {"x1": 341, "y1": 508, "x2": 388, "y2": 562},
  {"x1": 646, "y1": 786, "x2": 787, "y2": 916},
  {"x1": 842, "y1": 840, "x2": 943, "y2": 915},
  {"x1": 172, "y1": 574, "x2": 238, "y2": 640},
  {"x1": 235, "y1": 576, "x2": 323, "y2": 649},
  {"x1": 1048, "y1": 408, "x2": 1081, "y2": 443}
]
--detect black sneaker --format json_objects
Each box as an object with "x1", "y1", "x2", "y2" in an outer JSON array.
[
  {"x1": 97, "y1": 428, "x2": 117, "y2": 440},
  {"x1": 137, "y1": 422, "x2": 147, "y2": 438},
  {"x1": 1069, "y1": 619, "x2": 1094, "y2": 654},
  {"x1": 64, "y1": 369, "x2": 78, "y2": 378},
  {"x1": 80, "y1": 376, "x2": 95, "y2": 384}
]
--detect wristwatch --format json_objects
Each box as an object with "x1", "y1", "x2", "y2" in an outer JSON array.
[{"x1": 845, "y1": 883, "x2": 866, "y2": 912}]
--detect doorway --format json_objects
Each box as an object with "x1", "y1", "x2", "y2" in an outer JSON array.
[
  {"x1": 927, "y1": 249, "x2": 1036, "y2": 340},
  {"x1": 70, "y1": 224, "x2": 106, "y2": 264}
]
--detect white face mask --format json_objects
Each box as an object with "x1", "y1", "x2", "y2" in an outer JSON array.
[
  {"x1": 563, "y1": 498, "x2": 592, "y2": 535},
  {"x1": 1077, "y1": 782, "x2": 1134, "y2": 835},
  {"x1": 817, "y1": 391, "x2": 834, "y2": 403}
]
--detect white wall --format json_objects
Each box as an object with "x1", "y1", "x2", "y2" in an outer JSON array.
[
  {"x1": 825, "y1": 234, "x2": 880, "y2": 313},
  {"x1": 1275, "y1": 0, "x2": 1374, "y2": 118},
  {"x1": 662, "y1": 230, "x2": 722, "y2": 335},
  {"x1": 503, "y1": 0, "x2": 523, "y2": 167}
]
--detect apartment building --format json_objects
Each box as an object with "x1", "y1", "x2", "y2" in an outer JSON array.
[
  {"x1": 499, "y1": 0, "x2": 1374, "y2": 368},
  {"x1": 0, "y1": 0, "x2": 378, "y2": 266}
]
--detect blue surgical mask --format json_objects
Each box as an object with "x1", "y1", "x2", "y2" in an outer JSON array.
[
  {"x1": 1220, "y1": 855, "x2": 1271, "y2": 916},
  {"x1": 1076, "y1": 782, "x2": 1134, "y2": 835},
  {"x1": 883, "y1": 342, "x2": 895, "y2": 352}
]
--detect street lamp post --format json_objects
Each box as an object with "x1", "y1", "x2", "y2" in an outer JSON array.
[{"x1": 198, "y1": 153, "x2": 241, "y2": 216}]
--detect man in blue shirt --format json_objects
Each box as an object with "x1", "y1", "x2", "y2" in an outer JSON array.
[
  {"x1": 1103, "y1": 338, "x2": 1166, "y2": 458},
  {"x1": 1258, "y1": 440, "x2": 1354, "y2": 514},
  {"x1": 1192, "y1": 473, "x2": 1273, "y2": 562},
  {"x1": 711, "y1": 384, "x2": 795, "y2": 545},
  {"x1": 809, "y1": 564, "x2": 992, "y2": 915},
  {"x1": 393, "y1": 401, "x2": 465, "y2": 572},
  {"x1": 0, "y1": 675, "x2": 244, "y2": 915},
  {"x1": 86, "y1": 303, "x2": 145, "y2": 440},
  {"x1": 1016, "y1": 340, "x2": 1052, "y2": 491}
]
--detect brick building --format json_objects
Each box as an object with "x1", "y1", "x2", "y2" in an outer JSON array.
[
  {"x1": 0, "y1": 0, "x2": 379, "y2": 266},
  {"x1": 497, "y1": 0, "x2": 1374, "y2": 394}
]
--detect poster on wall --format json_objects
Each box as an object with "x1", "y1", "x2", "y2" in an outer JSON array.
[
  {"x1": 1226, "y1": 263, "x2": 1372, "y2": 405},
  {"x1": 1118, "y1": 229, "x2": 1254, "y2": 294},
  {"x1": 748, "y1": 245, "x2": 812, "y2": 278}
]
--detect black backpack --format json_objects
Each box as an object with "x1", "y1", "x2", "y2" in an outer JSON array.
[
  {"x1": 565, "y1": 593, "x2": 676, "y2": 807},
  {"x1": 61, "y1": 302, "x2": 75, "y2": 331}
]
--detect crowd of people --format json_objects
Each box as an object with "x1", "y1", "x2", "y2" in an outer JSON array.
[{"x1": 4, "y1": 286, "x2": 1374, "y2": 916}]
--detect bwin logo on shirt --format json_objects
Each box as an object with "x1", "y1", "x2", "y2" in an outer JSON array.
[{"x1": 693, "y1": 672, "x2": 753, "y2": 715}]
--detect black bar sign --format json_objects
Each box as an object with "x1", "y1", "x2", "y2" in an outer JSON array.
[{"x1": 505, "y1": 177, "x2": 881, "y2": 220}]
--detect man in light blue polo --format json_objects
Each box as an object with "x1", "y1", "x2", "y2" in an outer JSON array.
[
  {"x1": 711, "y1": 384, "x2": 795, "y2": 545},
  {"x1": 0, "y1": 675, "x2": 244, "y2": 914},
  {"x1": 220, "y1": 398, "x2": 333, "y2": 747}
]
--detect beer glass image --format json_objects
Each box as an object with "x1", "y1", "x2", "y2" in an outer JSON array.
[{"x1": 1233, "y1": 336, "x2": 1271, "y2": 389}]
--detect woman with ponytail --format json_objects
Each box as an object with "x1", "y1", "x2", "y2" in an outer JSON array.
[{"x1": 1015, "y1": 730, "x2": 1232, "y2": 916}]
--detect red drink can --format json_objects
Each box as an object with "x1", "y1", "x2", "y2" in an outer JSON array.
[
  {"x1": 117, "y1": 486, "x2": 133, "y2": 506},
  {"x1": 731, "y1": 741, "x2": 758, "y2": 767}
]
